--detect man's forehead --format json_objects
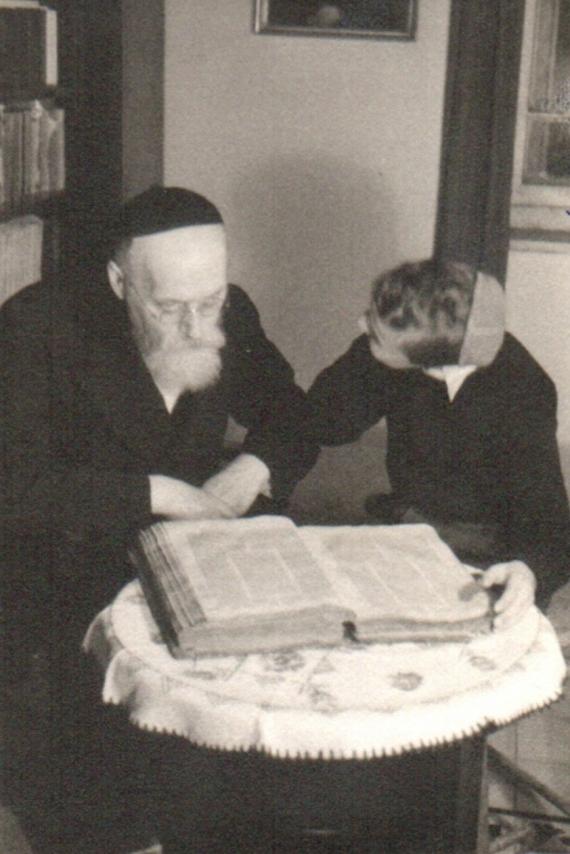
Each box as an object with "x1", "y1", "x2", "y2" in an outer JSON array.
[{"x1": 131, "y1": 223, "x2": 226, "y2": 263}]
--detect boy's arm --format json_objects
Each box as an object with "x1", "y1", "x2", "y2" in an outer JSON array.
[
  {"x1": 501, "y1": 380, "x2": 570, "y2": 608},
  {"x1": 305, "y1": 335, "x2": 392, "y2": 446}
]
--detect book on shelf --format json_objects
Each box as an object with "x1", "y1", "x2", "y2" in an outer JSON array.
[
  {"x1": 44, "y1": 6, "x2": 58, "y2": 88},
  {"x1": 0, "y1": 3, "x2": 58, "y2": 95},
  {"x1": 0, "y1": 100, "x2": 64, "y2": 211},
  {"x1": 129, "y1": 516, "x2": 492, "y2": 658},
  {"x1": 2, "y1": 110, "x2": 23, "y2": 210},
  {"x1": 0, "y1": 214, "x2": 43, "y2": 306},
  {"x1": 22, "y1": 100, "x2": 42, "y2": 200},
  {"x1": 40, "y1": 103, "x2": 64, "y2": 193}
]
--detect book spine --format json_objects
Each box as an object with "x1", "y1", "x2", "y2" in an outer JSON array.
[
  {"x1": 23, "y1": 99, "x2": 42, "y2": 199},
  {"x1": 0, "y1": 105, "x2": 5, "y2": 210},
  {"x1": 3, "y1": 110, "x2": 23, "y2": 209},
  {"x1": 43, "y1": 8, "x2": 58, "y2": 88},
  {"x1": 129, "y1": 538, "x2": 183, "y2": 654},
  {"x1": 130, "y1": 525, "x2": 211, "y2": 654},
  {"x1": 25, "y1": 7, "x2": 44, "y2": 93},
  {"x1": 46, "y1": 105, "x2": 64, "y2": 192},
  {"x1": 0, "y1": 214, "x2": 43, "y2": 306},
  {"x1": 37, "y1": 102, "x2": 49, "y2": 195},
  {"x1": 138, "y1": 525, "x2": 207, "y2": 628},
  {"x1": 0, "y1": 11, "x2": 19, "y2": 95},
  {"x1": 0, "y1": 7, "x2": 46, "y2": 96},
  {"x1": 0, "y1": 1, "x2": 41, "y2": 7}
]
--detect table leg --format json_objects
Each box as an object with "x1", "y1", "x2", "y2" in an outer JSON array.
[{"x1": 455, "y1": 736, "x2": 488, "y2": 854}]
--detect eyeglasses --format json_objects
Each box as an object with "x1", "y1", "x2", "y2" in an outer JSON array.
[{"x1": 128, "y1": 282, "x2": 226, "y2": 325}]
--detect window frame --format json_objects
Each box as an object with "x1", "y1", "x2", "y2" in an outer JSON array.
[{"x1": 511, "y1": 0, "x2": 570, "y2": 232}]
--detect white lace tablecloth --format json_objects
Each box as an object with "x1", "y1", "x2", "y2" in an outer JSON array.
[{"x1": 84, "y1": 580, "x2": 567, "y2": 759}]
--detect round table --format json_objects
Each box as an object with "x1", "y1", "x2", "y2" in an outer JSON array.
[{"x1": 83, "y1": 581, "x2": 567, "y2": 852}]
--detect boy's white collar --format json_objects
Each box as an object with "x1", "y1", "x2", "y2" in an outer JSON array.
[{"x1": 424, "y1": 364, "x2": 477, "y2": 401}]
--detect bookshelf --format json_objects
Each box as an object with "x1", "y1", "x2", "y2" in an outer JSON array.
[{"x1": 0, "y1": 0, "x2": 164, "y2": 301}]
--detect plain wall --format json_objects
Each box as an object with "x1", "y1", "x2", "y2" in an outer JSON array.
[
  {"x1": 507, "y1": 249, "x2": 570, "y2": 452},
  {"x1": 164, "y1": 0, "x2": 451, "y2": 387}
]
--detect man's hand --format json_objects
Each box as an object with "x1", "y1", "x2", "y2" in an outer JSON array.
[
  {"x1": 482, "y1": 560, "x2": 536, "y2": 630},
  {"x1": 202, "y1": 453, "x2": 271, "y2": 517},
  {"x1": 149, "y1": 474, "x2": 235, "y2": 520}
]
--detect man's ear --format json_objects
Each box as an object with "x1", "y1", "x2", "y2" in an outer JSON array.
[{"x1": 107, "y1": 260, "x2": 126, "y2": 300}]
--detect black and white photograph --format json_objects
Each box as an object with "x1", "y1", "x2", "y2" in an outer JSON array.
[
  {"x1": 254, "y1": 0, "x2": 417, "y2": 39},
  {"x1": 1, "y1": 1, "x2": 570, "y2": 853}
]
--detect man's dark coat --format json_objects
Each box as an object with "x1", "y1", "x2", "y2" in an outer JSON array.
[{"x1": 0, "y1": 279, "x2": 317, "y2": 665}]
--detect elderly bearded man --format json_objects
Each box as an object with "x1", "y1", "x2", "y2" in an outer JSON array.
[{"x1": 0, "y1": 186, "x2": 317, "y2": 848}]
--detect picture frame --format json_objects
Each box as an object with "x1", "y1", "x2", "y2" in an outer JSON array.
[{"x1": 253, "y1": 1, "x2": 417, "y2": 41}]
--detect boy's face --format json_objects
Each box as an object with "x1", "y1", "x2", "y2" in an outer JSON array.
[{"x1": 359, "y1": 302, "x2": 427, "y2": 369}]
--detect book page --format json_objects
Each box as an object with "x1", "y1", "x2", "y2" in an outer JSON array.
[
  {"x1": 301, "y1": 524, "x2": 489, "y2": 624},
  {"x1": 158, "y1": 516, "x2": 345, "y2": 622}
]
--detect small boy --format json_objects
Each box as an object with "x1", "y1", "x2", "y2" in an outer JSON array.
[{"x1": 305, "y1": 259, "x2": 570, "y2": 628}]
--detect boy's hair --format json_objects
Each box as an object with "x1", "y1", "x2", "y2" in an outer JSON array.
[{"x1": 371, "y1": 259, "x2": 476, "y2": 367}]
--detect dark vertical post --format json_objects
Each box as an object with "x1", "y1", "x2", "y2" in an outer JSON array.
[
  {"x1": 121, "y1": 0, "x2": 164, "y2": 200},
  {"x1": 58, "y1": 0, "x2": 123, "y2": 280},
  {"x1": 454, "y1": 736, "x2": 489, "y2": 854},
  {"x1": 434, "y1": 1, "x2": 526, "y2": 283},
  {"x1": 58, "y1": 0, "x2": 164, "y2": 284}
]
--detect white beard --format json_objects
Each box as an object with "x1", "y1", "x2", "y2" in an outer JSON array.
[
  {"x1": 144, "y1": 343, "x2": 224, "y2": 396},
  {"x1": 128, "y1": 304, "x2": 226, "y2": 404}
]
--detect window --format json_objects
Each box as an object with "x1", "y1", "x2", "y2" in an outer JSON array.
[{"x1": 511, "y1": 0, "x2": 570, "y2": 233}]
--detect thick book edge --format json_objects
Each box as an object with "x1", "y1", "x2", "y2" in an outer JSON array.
[
  {"x1": 129, "y1": 539, "x2": 181, "y2": 653},
  {"x1": 172, "y1": 604, "x2": 354, "y2": 658},
  {"x1": 132, "y1": 519, "x2": 494, "y2": 659},
  {"x1": 168, "y1": 607, "x2": 492, "y2": 658}
]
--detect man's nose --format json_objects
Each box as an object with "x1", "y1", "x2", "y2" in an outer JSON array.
[{"x1": 180, "y1": 305, "x2": 202, "y2": 339}]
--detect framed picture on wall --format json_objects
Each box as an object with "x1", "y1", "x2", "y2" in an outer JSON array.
[{"x1": 254, "y1": 1, "x2": 417, "y2": 40}]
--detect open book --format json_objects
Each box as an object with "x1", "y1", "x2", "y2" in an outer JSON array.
[{"x1": 129, "y1": 516, "x2": 492, "y2": 658}]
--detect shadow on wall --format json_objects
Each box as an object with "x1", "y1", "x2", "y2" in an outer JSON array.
[
  {"x1": 228, "y1": 152, "x2": 399, "y2": 389},
  {"x1": 289, "y1": 422, "x2": 390, "y2": 525},
  {"x1": 227, "y1": 153, "x2": 397, "y2": 523}
]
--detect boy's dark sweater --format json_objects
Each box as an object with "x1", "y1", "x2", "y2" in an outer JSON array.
[{"x1": 306, "y1": 333, "x2": 570, "y2": 606}]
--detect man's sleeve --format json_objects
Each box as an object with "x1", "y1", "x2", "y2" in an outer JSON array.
[
  {"x1": 223, "y1": 285, "x2": 319, "y2": 502},
  {"x1": 0, "y1": 286, "x2": 151, "y2": 538},
  {"x1": 500, "y1": 373, "x2": 570, "y2": 607},
  {"x1": 304, "y1": 334, "x2": 391, "y2": 446}
]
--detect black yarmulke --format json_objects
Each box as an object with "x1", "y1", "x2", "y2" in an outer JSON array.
[{"x1": 110, "y1": 185, "x2": 223, "y2": 247}]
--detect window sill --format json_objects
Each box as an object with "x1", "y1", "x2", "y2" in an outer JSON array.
[{"x1": 510, "y1": 227, "x2": 570, "y2": 254}]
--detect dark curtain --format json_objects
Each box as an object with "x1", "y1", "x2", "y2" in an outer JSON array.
[{"x1": 434, "y1": 0, "x2": 526, "y2": 283}]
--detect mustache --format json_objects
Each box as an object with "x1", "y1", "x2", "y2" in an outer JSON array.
[
  {"x1": 131, "y1": 312, "x2": 226, "y2": 356},
  {"x1": 160, "y1": 335, "x2": 226, "y2": 358},
  {"x1": 170, "y1": 330, "x2": 226, "y2": 351}
]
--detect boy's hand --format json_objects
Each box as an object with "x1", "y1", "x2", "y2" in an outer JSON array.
[{"x1": 482, "y1": 561, "x2": 536, "y2": 630}]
